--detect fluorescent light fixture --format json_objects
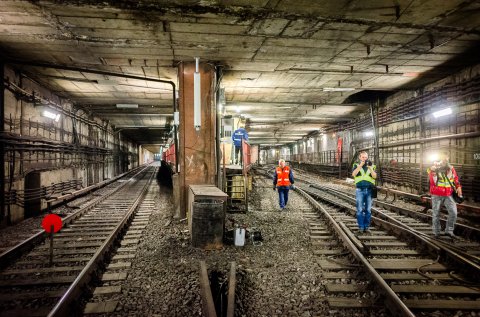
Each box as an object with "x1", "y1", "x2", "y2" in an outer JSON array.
[
  {"x1": 174, "y1": 112, "x2": 179, "y2": 125},
  {"x1": 116, "y1": 104, "x2": 138, "y2": 109},
  {"x1": 194, "y1": 57, "x2": 201, "y2": 131},
  {"x1": 323, "y1": 87, "x2": 355, "y2": 92},
  {"x1": 42, "y1": 110, "x2": 61, "y2": 122},
  {"x1": 235, "y1": 106, "x2": 240, "y2": 113},
  {"x1": 364, "y1": 131, "x2": 374, "y2": 137},
  {"x1": 433, "y1": 107, "x2": 452, "y2": 118}
]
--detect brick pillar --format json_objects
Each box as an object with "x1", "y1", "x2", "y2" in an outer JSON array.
[{"x1": 177, "y1": 62, "x2": 216, "y2": 218}]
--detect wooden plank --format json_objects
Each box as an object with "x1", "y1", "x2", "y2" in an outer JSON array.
[
  {"x1": 0, "y1": 289, "x2": 65, "y2": 301},
  {"x1": 0, "y1": 276, "x2": 75, "y2": 287},
  {"x1": 93, "y1": 286, "x2": 122, "y2": 295},
  {"x1": 128, "y1": 225, "x2": 146, "y2": 230},
  {"x1": 125, "y1": 230, "x2": 143, "y2": 235},
  {"x1": 120, "y1": 239, "x2": 140, "y2": 246},
  {"x1": 54, "y1": 232, "x2": 108, "y2": 237},
  {"x1": 199, "y1": 260, "x2": 217, "y2": 317},
  {"x1": 311, "y1": 241, "x2": 338, "y2": 246},
  {"x1": 1, "y1": 266, "x2": 83, "y2": 276},
  {"x1": 323, "y1": 272, "x2": 354, "y2": 279},
  {"x1": 0, "y1": 307, "x2": 52, "y2": 317},
  {"x1": 38, "y1": 241, "x2": 103, "y2": 249},
  {"x1": 227, "y1": 262, "x2": 236, "y2": 317},
  {"x1": 101, "y1": 273, "x2": 128, "y2": 282},
  {"x1": 369, "y1": 259, "x2": 447, "y2": 271},
  {"x1": 54, "y1": 236, "x2": 105, "y2": 241},
  {"x1": 325, "y1": 284, "x2": 368, "y2": 293},
  {"x1": 310, "y1": 235, "x2": 333, "y2": 240},
  {"x1": 313, "y1": 249, "x2": 343, "y2": 255},
  {"x1": 327, "y1": 297, "x2": 375, "y2": 308},
  {"x1": 16, "y1": 257, "x2": 91, "y2": 265},
  {"x1": 131, "y1": 221, "x2": 149, "y2": 225},
  {"x1": 363, "y1": 241, "x2": 408, "y2": 247},
  {"x1": 358, "y1": 236, "x2": 397, "y2": 240},
  {"x1": 29, "y1": 248, "x2": 97, "y2": 256},
  {"x1": 391, "y1": 284, "x2": 480, "y2": 294},
  {"x1": 368, "y1": 249, "x2": 420, "y2": 255},
  {"x1": 124, "y1": 234, "x2": 142, "y2": 239},
  {"x1": 380, "y1": 272, "x2": 452, "y2": 280},
  {"x1": 84, "y1": 301, "x2": 119, "y2": 314},
  {"x1": 116, "y1": 247, "x2": 137, "y2": 253},
  {"x1": 107, "y1": 262, "x2": 131, "y2": 269},
  {"x1": 317, "y1": 260, "x2": 357, "y2": 270},
  {"x1": 112, "y1": 254, "x2": 135, "y2": 261},
  {"x1": 403, "y1": 299, "x2": 480, "y2": 310},
  {"x1": 310, "y1": 230, "x2": 331, "y2": 236}
]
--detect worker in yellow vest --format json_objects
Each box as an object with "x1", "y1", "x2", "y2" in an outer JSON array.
[{"x1": 352, "y1": 151, "x2": 377, "y2": 233}]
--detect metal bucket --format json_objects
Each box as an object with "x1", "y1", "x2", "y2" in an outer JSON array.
[{"x1": 191, "y1": 200, "x2": 225, "y2": 250}]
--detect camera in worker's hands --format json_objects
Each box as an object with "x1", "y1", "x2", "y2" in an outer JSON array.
[
  {"x1": 365, "y1": 160, "x2": 373, "y2": 167},
  {"x1": 433, "y1": 161, "x2": 449, "y2": 174}
]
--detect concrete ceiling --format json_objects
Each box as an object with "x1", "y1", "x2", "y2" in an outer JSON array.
[{"x1": 1, "y1": 0, "x2": 480, "y2": 149}]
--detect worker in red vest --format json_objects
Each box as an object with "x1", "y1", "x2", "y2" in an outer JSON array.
[
  {"x1": 428, "y1": 152, "x2": 463, "y2": 238},
  {"x1": 273, "y1": 159, "x2": 295, "y2": 211}
]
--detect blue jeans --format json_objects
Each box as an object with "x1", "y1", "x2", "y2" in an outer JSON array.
[
  {"x1": 356, "y1": 187, "x2": 372, "y2": 230},
  {"x1": 431, "y1": 195, "x2": 457, "y2": 235},
  {"x1": 278, "y1": 186, "x2": 289, "y2": 209}
]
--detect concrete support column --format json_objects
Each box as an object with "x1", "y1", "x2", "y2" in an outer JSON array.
[{"x1": 177, "y1": 62, "x2": 216, "y2": 218}]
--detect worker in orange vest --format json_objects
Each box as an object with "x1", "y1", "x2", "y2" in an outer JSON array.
[{"x1": 273, "y1": 159, "x2": 295, "y2": 211}]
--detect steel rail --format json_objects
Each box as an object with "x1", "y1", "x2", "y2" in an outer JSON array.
[
  {"x1": 0, "y1": 165, "x2": 149, "y2": 269},
  {"x1": 308, "y1": 184, "x2": 480, "y2": 277},
  {"x1": 309, "y1": 182, "x2": 480, "y2": 241},
  {"x1": 48, "y1": 167, "x2": 155, "y2": 316},
  {"x1": 296, "y1": 186, "x2": 415, "y2": 317}
]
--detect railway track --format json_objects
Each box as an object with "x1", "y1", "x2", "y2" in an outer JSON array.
[
  {"x1": 0, "y1": 165, "x2": 148, "y2": 255},
  {"x1": 254, "y1": 167, "x2": 480, "y2": 316},
  {"x1": 300, "y1": 184, "x2": 480, "y2": 316},
  {"x1": 0, "y1": 165, "x2": 156, "y2": 317}
]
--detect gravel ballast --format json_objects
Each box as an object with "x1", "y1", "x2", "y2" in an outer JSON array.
[{"x1": 105, "y1": 175, "x2": 334, "y2": 317}]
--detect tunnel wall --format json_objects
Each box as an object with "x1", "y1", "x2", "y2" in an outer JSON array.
[
  {"x1": 279, "y1": 64, "x2": 480, "y2": 201},
  {"x1": 1, "y1": 65, "x2": 141, "y2": 225}
]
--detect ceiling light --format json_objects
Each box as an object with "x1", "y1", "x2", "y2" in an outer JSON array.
[
  {"x1": 235, "y1": 106, "x2": 240, "y2": 113},
  {"x1": 42, "y1": 110, "x2": 61, "y2": 122},
  {"x1": 323, "y1": 87, "x2": 355, "y2": 92},
  {"x1": 364, "y1": 131, "x2": 374, "y2": 137},
  {"x1": 116, "y1": 104, "x2": 138, "y2": 109},
  {"x1": 432, "y1": 107, "x2": 452, "y2": 118}
]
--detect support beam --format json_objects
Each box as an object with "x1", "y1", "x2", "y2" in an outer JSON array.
[
  {"x1": 177, "y1": 61, "x2": 216, "y2": 218},
  {"x1": 0, "y1": 60, "x2": 5, "y2": 224}
]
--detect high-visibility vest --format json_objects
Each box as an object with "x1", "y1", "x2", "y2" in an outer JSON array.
[
  {"x1": 353, "y1": 163, "x2": 376, "y2": 185},
  {"x1": 427, "y1": 166, "x2": 460, "y2": 196},
  {"x1": 276, "y1": 166, "x2": 292, "y2": 186}
]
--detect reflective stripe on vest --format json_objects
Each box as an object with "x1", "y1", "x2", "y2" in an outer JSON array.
[
  {"x1": 353, "y1": 164, "x2": 376, "y2": 185},
  {"x1": 427, "y1": 169, "x2": 455, "y2": 188},
  {"x1": 276, "y1": 166, "x2": 291, "y2": 186}
]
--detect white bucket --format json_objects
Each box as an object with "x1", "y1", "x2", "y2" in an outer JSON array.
[{"x1": 234, "y1": 228, "x2": 245, "y2": 247}]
